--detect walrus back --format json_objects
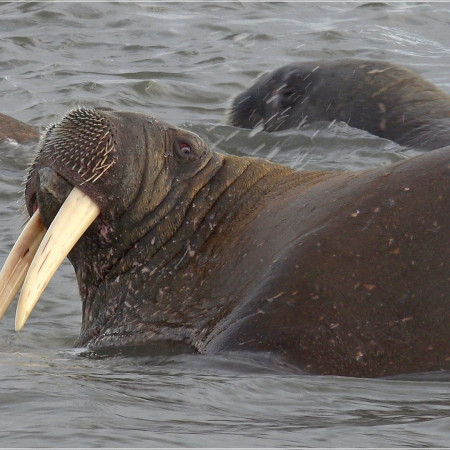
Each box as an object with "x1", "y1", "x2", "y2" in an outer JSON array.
[
  {"x1": 0, "y1": 113, "x2": 40, "y2": 144},
  {"x1": 352, "y1": 61, "x2": 450, "y2": 149}
]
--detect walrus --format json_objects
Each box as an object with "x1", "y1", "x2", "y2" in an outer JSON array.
[
  {"x1": 0, "y1": 113, "x2": 39, "y2": 144},
  {"x1": 0, "y1": 107, "x2": 448, "y2": 377},
  {"x1": 228, "y1": 59, "x2": 450, "y2": 151}
]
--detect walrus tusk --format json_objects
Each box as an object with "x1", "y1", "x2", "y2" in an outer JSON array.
[
  {"x1": 0, "y1": 211, "x2": 46, "y2": 321},
  {"x1": 15, "y1": 187, "x2": 100, "y2": 331}
]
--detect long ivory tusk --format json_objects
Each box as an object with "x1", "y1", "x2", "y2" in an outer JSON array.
[
  {"x1": 0, "y1": 211, "x2": 46, "y2": 321},
  {"x1": 15, "y1": 187, "x2": 100, "y2": 331}
]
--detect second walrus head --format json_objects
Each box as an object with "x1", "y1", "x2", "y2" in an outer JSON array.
[{"x1": 228, "y1": 59, "x2": 450, "y2": 150}]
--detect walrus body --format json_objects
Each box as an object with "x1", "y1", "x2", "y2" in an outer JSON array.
[
  {"x1": 229, "y1": 59, "x2": 450, "y2": 151},
  {"x1": 0, "y1": 113, "x2": 39, "y2": 143},
  {"x1": 0, "y1": 107, "x2": 448, "y2": 377}
]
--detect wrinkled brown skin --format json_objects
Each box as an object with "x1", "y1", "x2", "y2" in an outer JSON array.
[
  {"x1": 0, "y1": 113, "x2": 39, "y2": 143},
  {"x1": 229, "y1": 59, "x2": 450, "y2": 151},
  {"x1": 25, "y1": 108, "x2": 449, "y2": 377}
]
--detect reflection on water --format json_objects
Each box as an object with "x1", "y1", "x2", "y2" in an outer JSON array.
[{"x1": 0, "y1": 1, "x2": 449, "y2": 447}]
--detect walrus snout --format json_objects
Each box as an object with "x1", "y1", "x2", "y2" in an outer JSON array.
[
  {"x1": 229, "y1": 76, "x2": 306, "y2": 132},
  {"x1": 24, "y1": 107, "x2": 159, "y2": 220},
  {"x1": 25, "y1": 107, "x2": 118, "y2": 217},
  {"x1": 228, "y1": 89, "x2": 265, "y2": 129}
]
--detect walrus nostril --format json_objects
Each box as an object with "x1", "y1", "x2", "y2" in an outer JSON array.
[{"x1": 40, "y1": 107, "x2": 118, "y2": 184}]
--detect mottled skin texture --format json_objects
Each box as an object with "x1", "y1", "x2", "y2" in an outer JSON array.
[
  {"x1": 0, "y1": 113, "x2": 39, "y2": 143},
  {"x1": 25, "y1": 108, "x2": 449, "y2": 377},
  {"x1": 229, "y1": 59, "x2": 450, "y2": 151}
]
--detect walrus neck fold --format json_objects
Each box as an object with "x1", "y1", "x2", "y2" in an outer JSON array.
[{"x1": 76, "y1": 153, "x2": 305, "y2": 348}]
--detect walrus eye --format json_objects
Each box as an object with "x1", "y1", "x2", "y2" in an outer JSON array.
[
  {"x1": 174, "y1": 139, "x2": 196, "y2": 161},
  {"x1": 279, "y1": 86, "x2": 297, "y2": 109},
  {"x1": 180, "y1": 143, "x2": 191, "y2": 155}
]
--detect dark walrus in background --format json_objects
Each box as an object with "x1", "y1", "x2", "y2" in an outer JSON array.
[
  {"x1": 0, "y1": 107, "x2": 448, "y2": 377},
  {"x1": 0, "y1": 112, "x2": 39, "y2": 144},
  {"x1": 229, "y1": 59, "x2": 450, "y2": 151}
]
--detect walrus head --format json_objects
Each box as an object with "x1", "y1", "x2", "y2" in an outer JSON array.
[
  {"x1": 0, "y1": 107, "x2": 217, "y2": 341},
  {"x1": 228, "y1": 59, "x2": 450, "y2": 150},
  {"x1": 27, "y1": 107, "x2": 213, "y2": 221},
  {"x1": 228, "y1": 63, "x2": 324, "y2": 132}
]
